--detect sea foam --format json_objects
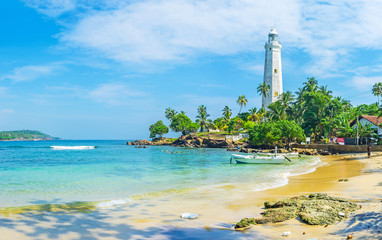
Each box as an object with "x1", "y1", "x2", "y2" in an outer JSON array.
[
  {"x1": 51, "y1": 146, "x2": 96, "y2": 150},
  {"x1": 96, "y1": 199, "x2": 131, "y2": 208}
]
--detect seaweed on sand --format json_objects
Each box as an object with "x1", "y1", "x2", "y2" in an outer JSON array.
[{"x1": 235, "y1": 193, "x2": 358, "y2": 230}]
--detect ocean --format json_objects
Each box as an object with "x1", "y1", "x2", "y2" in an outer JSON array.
[{"x1": 0, "y1": 140, "x2": 321, "y2": 208}]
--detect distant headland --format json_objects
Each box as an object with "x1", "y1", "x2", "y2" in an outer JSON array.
[{"x1": 0, "y1": 130, "x2": 59, "y2": 141}]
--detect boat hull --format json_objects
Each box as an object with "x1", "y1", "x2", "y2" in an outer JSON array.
[
  {"x1": 231, "y1": 154, "x2": 285, "y2": 164},
  {"x1": 234, "y1": 158, "x2": 284, "y2": 164}
]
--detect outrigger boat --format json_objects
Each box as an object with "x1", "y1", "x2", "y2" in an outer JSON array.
[{"x1": 230, "y1": 152, "x2": 299, "y2": 164}]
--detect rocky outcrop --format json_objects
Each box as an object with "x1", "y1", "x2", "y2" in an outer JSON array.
[
  {"x1": 171, "y1": 135, "x2": 248, "y2": 148},
  {"x1": 127, "y1": 135, "x2": 251, "y2": 149},
  {"x1": 127, "y1": 138, "x2": 174, "y2": 146}
]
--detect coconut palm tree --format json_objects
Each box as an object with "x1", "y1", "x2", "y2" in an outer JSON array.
[
  {"x1": 165, "y1": 107, "x2": 177, "y2": 121},
  {"x1": 257, "y1": 82, "x2": 270, "y2": 108},
  {"x1": 303, "y1": 77, "x2": 318, "y2": 92},
  {"x1": 372, "y1": 82, "x2": 382, "y2": 107},
  {"x1": 247, "y1": 107, "x2": 260, "y2": 123},
  {"x1": 222, "y1": 106, "x2": 232, "y2": 121},
  {"x1": 196, "y1": 105, "x2": 211, "y2": 132},
  {"x1": 236, "y1": 95, "x2": 248, "y2": 114}
]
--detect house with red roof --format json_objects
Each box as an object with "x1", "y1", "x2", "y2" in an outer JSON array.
[{"x1": 350, "y1": 115, "x2": 382, "y2": 135}]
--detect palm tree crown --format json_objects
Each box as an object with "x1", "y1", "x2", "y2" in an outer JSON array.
[
  {"x1": 372, "y1": 82, "x2": 382, "y2": 107},
  {"x1": 236, "y1": 95, "x2": 248, "y2": 114},
  {"x1": 196, "y1": 105, "x2": 211, "y2": 132},
  {"x1": 222, "y1": 106, "x2": 232, "y2": 121},
  {"x1": 257, "y1": 82, "x2": 270, "y2": 108}
]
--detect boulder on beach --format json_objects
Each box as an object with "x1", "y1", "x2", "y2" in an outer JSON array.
[{"x1": 235, "y1": 193, "x2": 358, "y2": 230}]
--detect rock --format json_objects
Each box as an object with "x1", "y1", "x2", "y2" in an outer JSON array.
[
  {"x1": 180, "y1": 213, "x2": 198, "y2": 219},
  {"x1": 282, "y1": 231, "x2": 291, "y2": 236},
  {"x1": 347, "y1": 235, "x2": 353, "y2": 239},
  {"x1": 235, "y1": 193, "x2": 358, "y2": 229}
]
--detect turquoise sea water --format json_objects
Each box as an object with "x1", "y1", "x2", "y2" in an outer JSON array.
[{"x1": 0, "y1": 140, "x2": 321, "y2": 208}]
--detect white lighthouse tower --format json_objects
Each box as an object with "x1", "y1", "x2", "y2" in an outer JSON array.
[{"x1": 262, "y1": 27, "x2": 283, "y2": 109}]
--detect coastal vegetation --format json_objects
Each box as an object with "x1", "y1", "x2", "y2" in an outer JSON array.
[
  {"x1": 0, "y1": 130, "x2": 58, "y2": 141},
  {"x1": 148, "y1": 78, "x2": 382, "y2": 146}
]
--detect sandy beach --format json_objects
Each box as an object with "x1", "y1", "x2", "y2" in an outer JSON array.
[{"x1": 1, "y1": 152, "x2": 381, "y2": 240}]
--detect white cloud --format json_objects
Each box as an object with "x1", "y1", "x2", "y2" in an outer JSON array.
[
  {"x1": 87, "y1": 83, "x2": 146, "y2": 105},
  {"x1": 1, "y1": 64, "x2": 63, "y2": 82},
  {"x1": 23, "y1": 0, "x2": 76, "y2": 17},
  {"x1": 26, "y1": 0, "x2": 382, "y2": 77},
  {"x1": 350, "y1": 76, "x2": 382, "y2": 91}
]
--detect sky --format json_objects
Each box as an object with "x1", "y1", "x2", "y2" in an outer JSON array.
[{"x1": 1, "y1": 0, "x2": 382, "y2": 140}]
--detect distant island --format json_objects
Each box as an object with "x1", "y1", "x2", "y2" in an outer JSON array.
[{"x1": 0, "y1": 130, "x2": 59, "y2": 141}]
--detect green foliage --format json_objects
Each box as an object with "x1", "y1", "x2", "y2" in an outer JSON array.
[
  {"x1": 249, "y1": 120, "x2": 305, "y2": 146},
  {"x1": 149, "y1": 120, "x2": 169, "y2": 139},
  {"x1": 169, "y1": 113, "x2": 199, "y2": 135},
  {"x1": 165, "y1": 107, "x2": 177, "y2": 120},
  {"x1": 243, "y1": 121, "x2": 256, "y2": 130},
  {"x1": 236, "y1": 95, "x2": 248, "y2": 114},
  {"x1": 257, "y1": 82, "x2": 270, "y2": 108},
  {"x1": 213, "y1": 117, "x2": 226, "y2": 131},
  {"x1": 227, "y1": 116, "x2": 243, "y2": 134},
  {"x1": 238, "y1": 112, "x2": 250, "y2": 121},
  {"x1": 0, "y1": 130, "x2": 57, "y2": 141},
  {"x1": 372, "y1": 82, "x2": 382, "y2": 106},
  {"x1": 222, "y1": 106, "x2": 232, "y2": 121},
  {"x1": 196, "y1": 105, "x2": 212, "y2": 132}
]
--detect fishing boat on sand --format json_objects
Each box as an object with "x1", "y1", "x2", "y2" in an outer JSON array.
[{"x1": 230, "y1": 152, "x2": 299, "y2": 164}]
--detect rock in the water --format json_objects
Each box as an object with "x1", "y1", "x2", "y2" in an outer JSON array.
[{"x1": 180, "y1": 213, "x2": 198, "y2": 219}]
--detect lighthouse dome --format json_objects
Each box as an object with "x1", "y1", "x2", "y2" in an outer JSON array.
[{"x1": 269, "y1": 27, "x2": 278, "y2": 35}]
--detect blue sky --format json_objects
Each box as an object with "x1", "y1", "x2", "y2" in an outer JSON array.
[{"x1": 1, "y1": 0, "x2": 382, "y2": 139}]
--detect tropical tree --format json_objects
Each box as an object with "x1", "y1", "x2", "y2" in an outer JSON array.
[
  {"x1": 222, "y1": 106, "x2": 232, "y2": 121},
  {"x1": 372, "y1": 82, "x2": 382, "y2": 107},
  {"x1": 213, "y1": 117, "x2": 226, "y2": 131},
  {"x1": 227, "y1": 116, "x2": 243, "y2": 134},
  {"x1": 149, "y1": 120, "x2": 169, "y2": 139},
  {"x1": 303, "y1": 77, "x2": 318, "y2": 92},
  {"x1": 196, "y1": 105, "x2": 212, "y2": 132},
  {"x1": 236, "y1": 95, "x2": 248, "y2": 114},
  {"x1": 267, "y1": 101, "x2": 287, "y2": 121},
  {"x1": 169, "y1": 113, "x2": 198, "y2": 135},
  {"x1": 257, "y1": 82, "x2": 270, "y2": 108},
  {"x1": 247, "y1": 107, "x2": 260, "y2": 123},
  {"x1": 248, "y1": 120, "x2": 305, "y2": 147},
  {"x1": 165, "y1": 107, "x2": 177, "y2": 121}
]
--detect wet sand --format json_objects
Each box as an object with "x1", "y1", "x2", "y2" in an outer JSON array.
[{"x1": 1, "y1": 153, "x2": 381, "y2": 239}]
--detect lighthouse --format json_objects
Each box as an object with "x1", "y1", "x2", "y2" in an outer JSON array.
[{"x1": 262, "y1": 28, "x2": 283, "y2": 109}]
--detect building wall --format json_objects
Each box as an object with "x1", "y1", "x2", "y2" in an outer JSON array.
[
  {"x1": 291, "y1": 143, "x2": 382, "y2": 153},
  {"x1": 262, "y1": 34, "x2": 283, "y2": 109},
  {"x1": 358, "y1": 118, "x2": 382, "y2": 135}
]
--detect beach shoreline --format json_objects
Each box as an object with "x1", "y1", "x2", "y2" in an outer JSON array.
[{"x1": 1, "y1": 152, "x2": 381, "y2": 239}]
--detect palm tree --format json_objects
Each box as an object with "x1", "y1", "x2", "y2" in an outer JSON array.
[
  {"x1": 372, "y1": 82, "x2": 382, "y2": 107},
  {"x1": 236, "y1": 95, "x2": 248, "y2": 114},
  {"x1": 196, "y1": 105, "x2": 211, "y2": 132},
  {"x1": 222, "y1": 106, "x2": 232, "y2": 121},
  {"x1": 165, "y1": 107, "x2": 177, "y2": 120},
  {"x1": 319, "y1": 85, "x2": 333, "y2": 98},
  {"x1": 257, "y1": 82, "x2": 270, "y2": 108},
  {"x1": 267, "y1": 101, "x2": 286, "y2": 121},
  {"x1": 247, "y1": 107, "x2": 260, "y2": 123},
  {"x1": 303, "y1": 77, "x2": 318, "y2": 92}
]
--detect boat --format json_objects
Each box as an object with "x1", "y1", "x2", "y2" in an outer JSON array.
[{"x1": 230, "y1": 154, "x2": 288, "y2": 164}]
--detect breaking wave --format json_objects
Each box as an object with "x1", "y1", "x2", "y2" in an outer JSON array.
[{"x1": 51, "y1": 146, "x2": 96, "y2": 150}]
